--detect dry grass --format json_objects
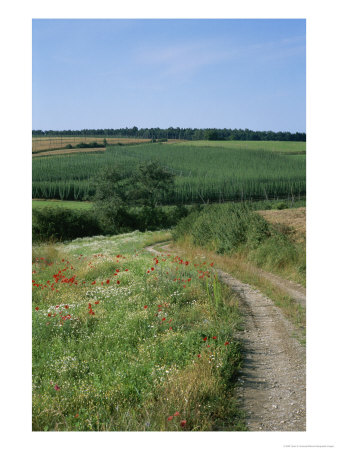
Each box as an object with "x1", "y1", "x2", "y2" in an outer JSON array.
[
  {"x1": 258, "y1": 207, "x2": 306, "y2": 242},
  {"x1": 32, "y1": 137, "x2": 152, "y2": 152},
  {"x1": 32, "y1": 147, "x2": 106, "y2": 157},
  {"x1": 32, "y1": 137, "x2": 185, "y2": 153}
]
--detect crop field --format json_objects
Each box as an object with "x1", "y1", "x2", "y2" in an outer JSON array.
[
  {"x1": 32, "y1": 231, "x2": 244, "y2": 431},
  {"x1": 181, "y1": 140, "x2": 306, "y2": 154},
  {"x1": 32, "y1": 141, "x2": 306, "y2": 203},
  {"x1": 32, "y1": 136, "x2": 152, "y2": 153}
]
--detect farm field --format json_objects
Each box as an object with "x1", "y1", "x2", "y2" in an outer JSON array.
[
  {"x1": 32, "y1": 230, "x2": 244, "y2": 431},
  {"x1": 32, "y1": 140, "x2": 306, "y2": 203},
  {"x1": 32, "y1": 136, "x2": 152, "y2": 153},
  {"x1": 181, "y1": 140, "x2": 306, "y2": 154}
]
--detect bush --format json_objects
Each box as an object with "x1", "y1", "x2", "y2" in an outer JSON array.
[
  {"x1": 32, "y1": 207, "x2": 102, "y2": 242},
  {"x1": 173, "y1": 203, "x2": 271, "y2": 253},
  {"x1": 75, "y1": 142, "x2": 104, "y2": 149},
  {"x1": 276, "y1": 201, "x2": 288, "y2": 210},
  {"x1": 173, "y1": 202, "x2": 306, "y2": 281}
]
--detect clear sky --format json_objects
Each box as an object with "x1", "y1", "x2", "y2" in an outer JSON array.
[{"x1": 32, "y1": 19, "x2": 306, "y2": 132}]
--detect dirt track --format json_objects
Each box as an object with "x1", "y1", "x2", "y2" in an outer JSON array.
[{"x1": 146, "y1": 243, "x2": 306, "y2": 431}]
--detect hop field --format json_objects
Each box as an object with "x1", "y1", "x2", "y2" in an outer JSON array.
[
  {"x1": 32, "y1": 231, "x2": 245, "y2": 431},
  {"x1": 32, "y1": 141, "x2": 306, "y2": 203}
]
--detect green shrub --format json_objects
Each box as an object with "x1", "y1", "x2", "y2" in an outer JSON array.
[
  {"x1": 32, "y1": 207, "x2": 102, "y2": 242},
  {"x1": 173, "y1": 202, "x2": 305, "y2": 281},
  {"x1": 276, "y1": 201, "x2": 288, "y2": 210}
]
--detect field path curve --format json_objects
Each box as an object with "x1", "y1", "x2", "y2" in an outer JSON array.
[{"x1": 145, "y1": 242, "x2": 306, "y2": 431}]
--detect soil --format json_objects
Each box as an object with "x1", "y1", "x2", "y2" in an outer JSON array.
[{"x1": 146, "y1": 242, "x2": 306, "y2": 431}]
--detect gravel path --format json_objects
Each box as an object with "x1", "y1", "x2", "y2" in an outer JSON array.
[{"x1": 146, "y1": 243, "x2": 306, "y2": 431}]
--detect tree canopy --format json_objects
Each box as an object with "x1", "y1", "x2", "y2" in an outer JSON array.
[{"x1": 32, "y1": 127, "x2": 306, "y2": 142}]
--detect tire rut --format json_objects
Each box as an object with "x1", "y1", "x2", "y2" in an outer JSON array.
[{"x1": 145, "y1": 243, "x2": 306, "y2": 431}]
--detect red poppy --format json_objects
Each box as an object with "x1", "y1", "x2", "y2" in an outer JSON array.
[
  {"x1": 144, "y1": 305, "x2": 148, "y2": 309},
  {"x1": 106, "y1": 279, "x2": 110, "y2": 284},
  {"x1": 95, "y1": 301, "x2": 99, "y2": 305},
  {"x1": 91, "y1": 281, "x2": 96, "y2": 285},
  {"x1": 162, "y1": 317, "x2": 166, "y2": 321},
  {"x1": 35, "y1": 306, "x2": 39, "y2": 311},
  {"x1": 74, "y1": 413, "x2": 79, "y2": 418},
  {"x1": 117, "y1": 280, "x2": 120, "y2": 285},
  {"x1": 174, "y1": 411, "x2": 180, "y2": 416},
  {"x1": 167, "y1": 416, "x2": 173, "y2": 421},
  {"x1": 64, "y1": 305, "x2": 69, "y2": 309},
  {"x1": 151, "y1": 267, "x2": 154, "y2": 271},
  {"x1": 224, "y1": 341, "x2": 229, "y2": 346},
  {"x1": 197, "y1": 354, "x2": 201, "y2": 358},
  {"x1": 180, "y1": 420, "x2": 187, "y2": 427},
  {"x1": 212, "y1": 336, "x2": 217, "y2": 340},
  {"x1": 203, "y1": 337, "x2": 207, "y2": 341},
  {"x1": 54, "y1": 384, "x2": 60, "y2": 391}
]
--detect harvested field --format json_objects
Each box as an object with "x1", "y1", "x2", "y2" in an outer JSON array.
[
  {"x1": 258, "y1": 207, "x2": 306, "y2": 242},
  {"x1": 32, "y1": 147, "x2": 106, "y2": 157},
  {"x1": 32, "y1": 137, "x2": 152, "y2": 152}
]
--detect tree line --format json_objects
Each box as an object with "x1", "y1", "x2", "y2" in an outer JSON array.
[{"x1": 32, "y1": 127, "x2": 306, "y2": 141}]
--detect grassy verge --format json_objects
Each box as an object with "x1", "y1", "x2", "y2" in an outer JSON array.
[
  {"x1": 173, "y1": 203, "x2": 306, "y2": 287},
  {"x1": 32, "y1": 230, "x2": 245, "y2": 431},
  {"x1": 164, "y1": 240, "x2": 306, "y2": 344},
  {"x1": 172, "y1": 203, "x2": 306, "y2": 340}
]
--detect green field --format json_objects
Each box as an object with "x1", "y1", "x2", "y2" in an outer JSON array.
[
  {"x1": 179, "y1": 140, "x2": 306, "y2": 154},
  {"x1": 32, "y1": 141, "x2": 306, "y2": 203},
  {"x1": 32, "y1": 231, "x2": 244, "y2": 431},
  {"x1": 32, "y1": 200, "x2": 93, "y2": 210}
]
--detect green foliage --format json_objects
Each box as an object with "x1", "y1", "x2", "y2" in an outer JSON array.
[
  {"x1": 32, "y1": 207, "x2": 102, "y2": 242},
  {"x1": 173, "y1": 203, "x2": 306, "y2": 282},
  {"x1": 173, "y1": 203, "x2": 271, "y2": 253},
  {"x1": 75, "y1": 141, "x2": 105, "y2": 149},
  {"x1": 93, "y1": 162, "x2": 176, "y2": 232},
  {"x1": 130, "y1": 161, "x2": 175, "y2": 207}
]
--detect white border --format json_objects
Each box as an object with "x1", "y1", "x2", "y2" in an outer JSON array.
[{"x1": 1, "y1": 1, "x2": 337, "y2": 449}]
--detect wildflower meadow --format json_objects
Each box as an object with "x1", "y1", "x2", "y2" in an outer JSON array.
[{"x1": 32, "y1": 231, "x2": 245, "y2": 431}]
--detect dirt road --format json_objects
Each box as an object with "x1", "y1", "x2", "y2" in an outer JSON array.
[{"x1": 146, "y1": 243, "x2": 306, "y2": 431}]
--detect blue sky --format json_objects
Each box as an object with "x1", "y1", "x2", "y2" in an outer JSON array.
[{"x1": 32, "y1": 19, "x2": 306, "y2": 132}]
